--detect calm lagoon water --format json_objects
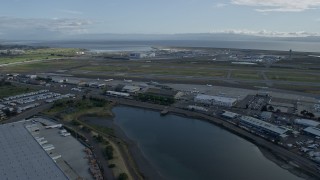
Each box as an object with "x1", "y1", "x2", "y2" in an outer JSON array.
[{"x1": 88, "y1": 106, "x2": 302, "y2": 180}]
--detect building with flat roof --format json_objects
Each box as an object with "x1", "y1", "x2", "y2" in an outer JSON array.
[
  {"x1": 122, "y1": 85, "x2": 141, "y2": 93},
  {"x1": 106, "y1": 91, "x2": 130, "y2": 97},
  {"x1": 240, "y1": 116, "x2": 289, "y2": 138},
  {"x1": 260, "y1": 111, "x2": 273, "y2": 121},
  {"x1": 294, "y1": 119, "x2": 320, "y2": 127},
  {"x1": 303, "y1": 127, "x2": 320, "y2": 137},
  {"x1": 221, "y1": 111, "x2": 239, "y2": 119},
  {"x1": 194, "y1": 94, "x2": 237, "y2": 107},
  {"x1": 0, "y1": 121, "x2": 68, "y2": 180},
  {"x1": 145, "y1": 88, "x2": 177, "y2": 99}
]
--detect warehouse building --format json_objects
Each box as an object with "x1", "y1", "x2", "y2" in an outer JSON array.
[
  {"x1": 303, "y1": 127, "x2": 320, "y2": 138},
  {"x1": 240, "y1": 116, "x2": 289, "y2": 138},
  {"x1": 260, "y1": 111, "x2": 273, "y2": 121},
  {"x1": 194, "y1": 94, "x2": 237, "y2": 107},
  {"x1": 145, "y1": 88, "x2": 178, "y2": 99},
  {"x1": 122, "y1": 85, "x2": 141, "y2": 93},
  {"x1": 106, "y1": 91, "x2": 130, "y2": 97},
  {"x1": 294, "y1": 119, "x2": 320, "y2": 127},
  {"x1": 0, "y1": 121, "x2": 68, "y2": 180},
  {"x1": 129, "y1": 52, "x2": 156, "y2": 59},
  {"x1": 221, "y1": 111, "x2": 240, "y2": 119}
]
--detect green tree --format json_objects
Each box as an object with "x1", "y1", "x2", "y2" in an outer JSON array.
[
  {"x1": 105, "y1": 145, "x2": 114, "y2": 160},
  {"x1": 118, "y1": 173, "x2": 128, "y2": 180}
]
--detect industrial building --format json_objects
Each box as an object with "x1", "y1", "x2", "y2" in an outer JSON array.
[
  {"x1": 0, "y1": 121, "x2": 68, "y2": 180},
  {"x1": 294, "y1": 119, "x2": 320, "y2": 127},
  {"x1": 129, "y1": 52, "x2": 156, "y2": 59},
  {"x1": 239, "y1": 116, "x2": 289, "y2": 138},
  {"x1": 145, "y1": 88, "x2": 178, "y2": 99},
  {"x1": 260, "y1": 111, "x2": 273, "y2": 121},
  {"x1": 303, "y1": 127, "x2": 320, "y2": 138},
  {"x1": 89, "y1": 82, "x2": 106, "y2": 88},
  {"x1": 221, "y1": 111, "x2": 240, "y2": 119},
  {"x1": 122, "y1": 85, "x2": 141, "y2": 93},
  {"x1": 194, "y1": 94, "x2": 237, "y2": 107},
  {"x1": 106, "y1": 91, "x2": 130, "y2": 97}
]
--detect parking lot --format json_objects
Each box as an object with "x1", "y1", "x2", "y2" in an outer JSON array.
[{"x1": 0, "y1": 89, "x2": 74, "y2": 118}]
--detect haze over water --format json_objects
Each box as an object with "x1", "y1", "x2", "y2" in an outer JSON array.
[
  {"x1": 88, "y1": 106, "x2": 302, "y2": 180},
  {"x1": 29, "y1": 40, "x2": 320, "y2": 53}
]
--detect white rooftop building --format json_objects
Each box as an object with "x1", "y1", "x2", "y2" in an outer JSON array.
[
  {"x1": 294, "y1": 119, "x2": 320, "y2": 127},
  {"x1": 0, "y1": 121, "x2": 68, "y2": 180},
  {"x1": 303, "y1": 127, "x2": 320, "y2": 137},
  {"x1": 106, "y1": 91, "x2": 130, "y2": 97},
  {"x1": 122, "y1": 85, "x2": 141, "y2": 93},
  {"x1": 194, "y1": 94, "x2": 237, "y2": 107},
  {"x1": 240, "y1": 116, "x2": 289, "y2": 137},
  {"x1": 221, "y1": 111, "x2": 239, "y2": 119}
]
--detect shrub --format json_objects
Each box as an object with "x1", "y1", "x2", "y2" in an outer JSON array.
[{"x1": 118, "y1": 173, "x2": 128, "y2": 180}]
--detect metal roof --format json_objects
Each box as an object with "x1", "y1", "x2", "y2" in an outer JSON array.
[
  {"x1": 304, "y1": 127, "x2": 320, "y2": 137},
  {"x1": 0, "y1": 121, "x2": 68, "y2": 180},
  {"x1": 222, "y1": 111, "x2": 239, "y2": 118},
  {"x1": 195, "y1": 94, "x2": 237, "y2": 104},
  {"x1": 240, "y1": 116, "x2": 288, "y2": 135},
  {"x1": 294, "y1": 119, "x2": 320, "y2": 127}
]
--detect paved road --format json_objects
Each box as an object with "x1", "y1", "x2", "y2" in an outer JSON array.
[
  {"x1": 227, "y1": 70, "x2": 232, "y2": 79},
  {"x1": 73, "y1": 124, "x2": 115, "y2": 180},
  {"x1": 2, "y1": 103, "x2": 52, "y2": 124}
]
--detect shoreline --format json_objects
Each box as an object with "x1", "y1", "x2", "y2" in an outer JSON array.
[
  {"x1": 258, "y1": 148, "x2": 313, "y2": 180},
  {"x1": 82, "y1": 116, "x2": 164, "y2": 180},
  {"x1": 84, "y1": 104, "x2": 313, "y2": 180},
  {"x1": 106, "y1": 98, "x2": 320, "y2": 179}
]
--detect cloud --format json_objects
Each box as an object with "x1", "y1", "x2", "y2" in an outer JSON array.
[
  {"x1": 0, "y1": 16, "x2": 93, "y2": 34},
  {"x1": 213, "y1": 3, "x2": 227, "y2": 8},
  {"x1": 58, "y1": 9, "x2": 83, "y2": 15},
  {"x1": 231, "y1": 0, "x2": 320, "y2": 12},
  {"x1": 211, "y1": 29, "x2": 320, "y2": 37}
]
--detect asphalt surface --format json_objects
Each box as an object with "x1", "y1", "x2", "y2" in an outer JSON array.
[
  {"x1": 2, "y1": 103, "x2": 52, "y2": 124},
  {"x1": 75, "y1": 125, "x2": 115, "y2": 180},
  {"x1": 71, "y1": 70, "x2": 320, "y2": 87}
]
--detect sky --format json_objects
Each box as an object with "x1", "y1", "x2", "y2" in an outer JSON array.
[{"x1": 0, "y1": 0, "x2": 320, "y2": 39}]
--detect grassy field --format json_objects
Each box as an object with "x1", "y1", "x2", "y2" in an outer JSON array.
[
  {"x1": 2, "y1": 52, "x2": 320, "y2": 94},
  {"x1": 267, "y1": 72, "x2": 320, "y2": 83},
  {"x1": 45, "y1": 97, "x2": 113, "y2": 121},
  {"x1": 232, "y1": 70, "x2": 262, "y2": 80},
  {"x1": 0, "y1": 48, "x2": 81, "y2": 65},
  {"x1": 79, "y1": 65, "x2": 227, "y2": 77},
  {"x1": 1, "y1": 59, "x2": 88, "y2": 72},
  {"x1": 272, "y1": 84, "x2": 320, "y2": 94},
  {"x1": 0, "y1": 84, "x2": 35, "y2": 99}
]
